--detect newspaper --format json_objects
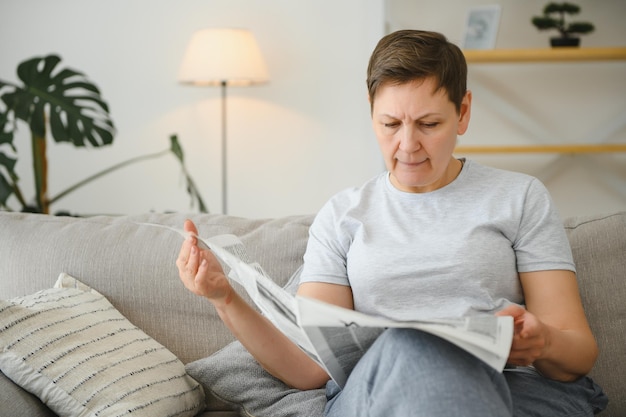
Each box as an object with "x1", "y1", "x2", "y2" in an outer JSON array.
[{"x1": 145, "y1": 223, "x2": 514, "y2": 388}]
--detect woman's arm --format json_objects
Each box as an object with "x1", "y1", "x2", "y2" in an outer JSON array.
[
  {"x1": 177, "y1": 220, "x2": 351, "y2": 390},
  {"x1": 208, "y1": 287, "x2": 329, "y2": 390},
  {"x1": 497, "y1": 269, "x2": 598, "y2": 381}
]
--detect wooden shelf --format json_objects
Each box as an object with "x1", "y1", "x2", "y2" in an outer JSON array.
[
  {"x1": 463, "y1": 47, "x2": 626, "y2": 63},
  {"x1": 460, "y1": 48, "x2": 626, "y2": 156},
  {"x1": 455, "y1": 144, "x2": 626, "y2": 154}
]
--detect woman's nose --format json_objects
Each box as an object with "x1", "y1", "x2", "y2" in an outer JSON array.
[{"x1": 398, "y1": 126, "x2": 421, "y2": 153}]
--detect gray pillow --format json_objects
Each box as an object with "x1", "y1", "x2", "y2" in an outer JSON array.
[
  {"x1": 185, "y1": 342, "x2": 325, "y2": 417},
  {"x1": 185, "y1": 265, "x2": 327, "y2": 417}
]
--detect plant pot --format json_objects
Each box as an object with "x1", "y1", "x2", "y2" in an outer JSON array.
[{"x1": 550, "y1": 37, "x2": 580, "y2": 47}]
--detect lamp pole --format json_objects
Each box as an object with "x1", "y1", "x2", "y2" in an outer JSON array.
[
  {"x1": 220, "y1": 80, "x2": 228, "y2": 214},
  {"x1": 178, "y1": 28, "x2": 269, "y2": 215}
]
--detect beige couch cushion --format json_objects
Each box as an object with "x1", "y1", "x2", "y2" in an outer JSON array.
[
  {"x1": 564, "y1": 212, "x2": 626, "y2": 417},
  {"x1": 0, "y1": 212, "x2": 314, "y2": 365}
]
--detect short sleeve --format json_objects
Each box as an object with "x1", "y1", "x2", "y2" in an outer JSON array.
[
  {"x1": 299, "y1": 197, "x2": 353, "y2": 287},
  {"x1": 514, "y1": 178, "x2": 575, "y2": 273}
]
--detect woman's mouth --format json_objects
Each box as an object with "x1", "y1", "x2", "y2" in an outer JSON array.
[{"x1": 397, "y1": 158, "x2": 428, "y2": 168}]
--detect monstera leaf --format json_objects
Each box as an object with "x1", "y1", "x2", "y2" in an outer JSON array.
[
  {"x1": 0, "y1": 55, "x2": 205, "y2": 215},
  {"x1": 3, "y1": 55, "x2": 115, "y2": 146},
  {"x1": 0, "y1": 54, "x2": 115, "y2": 212},
  {"x1": 0, "y1": 104, "x2": 18, "y2": 207},
  {"x1": 0, "y1": 151, "x2": 17, "y2": 206}
]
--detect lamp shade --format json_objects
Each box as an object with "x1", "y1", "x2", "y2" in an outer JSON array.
[{"x1": 178, "y1": 28, "x2": 269, "y2": 86}]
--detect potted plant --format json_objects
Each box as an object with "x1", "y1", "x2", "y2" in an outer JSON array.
[
  {"x1": 531, "y1": 2, "x2": 595, "y2": 47},
  {"x1": 0, "y1": 54, "x2": 206, "y2": 214}
]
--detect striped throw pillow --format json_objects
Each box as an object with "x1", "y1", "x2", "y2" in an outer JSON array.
[{"x1": 0, "y1": 273, "x2": 205, "y2": 417}]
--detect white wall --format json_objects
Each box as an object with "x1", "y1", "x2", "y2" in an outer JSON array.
[
  {"x1": 0, "y1": 0, "x2": 385, "y2": 217},
  {"x1": 2, "y1": 0, "x2": 624, "y2": 219},
  {"x1": 386, "y1": 0, "x2": 626, "y2": 218}
]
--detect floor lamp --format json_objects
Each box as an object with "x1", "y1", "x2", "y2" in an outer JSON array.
[{"x1": 178, "y1": 28, "x2": 269, "y2": 214}]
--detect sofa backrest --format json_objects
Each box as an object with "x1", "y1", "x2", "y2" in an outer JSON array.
[{"x1": 0, "y1": 212, "x2": 314, "y2": 365}]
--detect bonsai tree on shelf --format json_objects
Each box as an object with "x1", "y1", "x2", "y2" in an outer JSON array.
[
  {"x1": 0, "y1": 54, "x2": 207, "y2": 214},
  {"x1": 532, "y1": 2, "x2": 595, "y2": 47}
]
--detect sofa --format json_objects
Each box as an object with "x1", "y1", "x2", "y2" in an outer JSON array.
[{"x1": 0, "y1": 210, "x2": 624, "y2": 416}]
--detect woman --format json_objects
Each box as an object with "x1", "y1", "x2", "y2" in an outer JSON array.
[{"x1": 177, "y1": 30, "x2": 607, "y2": 416}]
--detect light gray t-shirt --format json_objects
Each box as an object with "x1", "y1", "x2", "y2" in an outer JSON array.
[{"x1": 299, "y1": 159, "x2": 574, "y2": 321}]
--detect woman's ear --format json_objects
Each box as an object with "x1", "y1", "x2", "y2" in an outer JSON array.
[{"x1": 457, "y1": 90, "x2": 472, "y2": 135}]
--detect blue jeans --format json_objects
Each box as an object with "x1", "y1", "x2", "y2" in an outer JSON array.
[{"x1": 324, "y1": 329, "x2": 607, "y2": 417}]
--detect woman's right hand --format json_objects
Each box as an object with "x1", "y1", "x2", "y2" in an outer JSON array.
[
  {"x1": 177, "y1": 220, "x2": 330, "y2": 389},
  {"x1": 176, "y1": 220, "x2": 233, "y2": 307}
]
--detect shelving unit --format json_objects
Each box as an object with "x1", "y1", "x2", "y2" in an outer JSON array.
[
  {"x1": 463, "y1": 47, "x2": 626, "y2": 63},
  {"x1": 456, "y1": 47, "x2": 626, "y2": 155},
  {"x1": 455, "y1": 144, "x2": 626, "y2": 154}
]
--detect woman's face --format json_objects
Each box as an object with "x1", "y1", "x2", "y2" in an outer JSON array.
[{"x1": 371, "y1": 77, "x2": 471, "y2": 193}]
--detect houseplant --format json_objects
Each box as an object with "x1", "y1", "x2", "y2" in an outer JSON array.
[
  {"x1": 0, "y1": 54, "x2": 206, "y2": 214},
  {"x1": 531, "y1": 2, "x2": 595, "y2": 47},
  {"x1": 47, "y1": 134, "x2": 208, "y2": 215}
]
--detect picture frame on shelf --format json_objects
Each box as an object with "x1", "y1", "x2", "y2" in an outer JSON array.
[{"x1": 462, "y1": 5, "x2": 501, "y2": 50}]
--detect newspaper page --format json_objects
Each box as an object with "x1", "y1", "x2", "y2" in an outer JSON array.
[
  {"x1": 296, "y1": 296, "x2": 513, "y2": 387},
  {"x1": 144, "y1": 223, "x2": 514, "y2": 388}
]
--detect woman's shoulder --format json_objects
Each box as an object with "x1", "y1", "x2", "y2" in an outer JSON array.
[
  {"x1": 323, "y1": 172, "x2": 387, "y2": 209},
  {"x1": 463, "y1": 159, "x2": 543, "y2": 190},
  {"x1": 312, "y1": 172, "x2": 387, "y2": 230}
]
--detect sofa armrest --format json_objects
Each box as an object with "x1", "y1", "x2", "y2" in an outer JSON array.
[{"x1": 565, "y1": 212, "x2": 626, "y2": 417}]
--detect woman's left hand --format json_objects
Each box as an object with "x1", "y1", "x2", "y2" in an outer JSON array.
[{"x1": 496, "y1": 304, "x2": 550, "y2": 367}]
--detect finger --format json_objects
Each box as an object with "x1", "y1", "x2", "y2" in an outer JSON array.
[
  {"x1": 507, "y1": 346, "x2": 542, "y2": 366},
  {"x1": 496, "y1": 303, "x2": 525, "y2": 318},
  {"x1": 509, "y1": 329, "x2": 545, "y2": 354},
  {"x1": 497, "y1": 305, "x2": 528, "y2": 336},
  {"x1": 507, "y1": 357, "x2": 534, "y2": 367},
  {"x1": 184, "y1": 219, "x2": 199, "y2": 244},
  {"x1": 517, "y1": 314, "x2": 543, "y2": 340},
  {"x1": 196, "y1": 258, "x2": 209, "y2": 284},
  {"x1": 186, "y1": 244, "x2": 201, "y2": 278},
  {"x1": 184, "y1": 219, "x2": 198, "y2": 234},
  {"x1": 176, "y1": 234, "x2": 194, "y2": 269}
]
